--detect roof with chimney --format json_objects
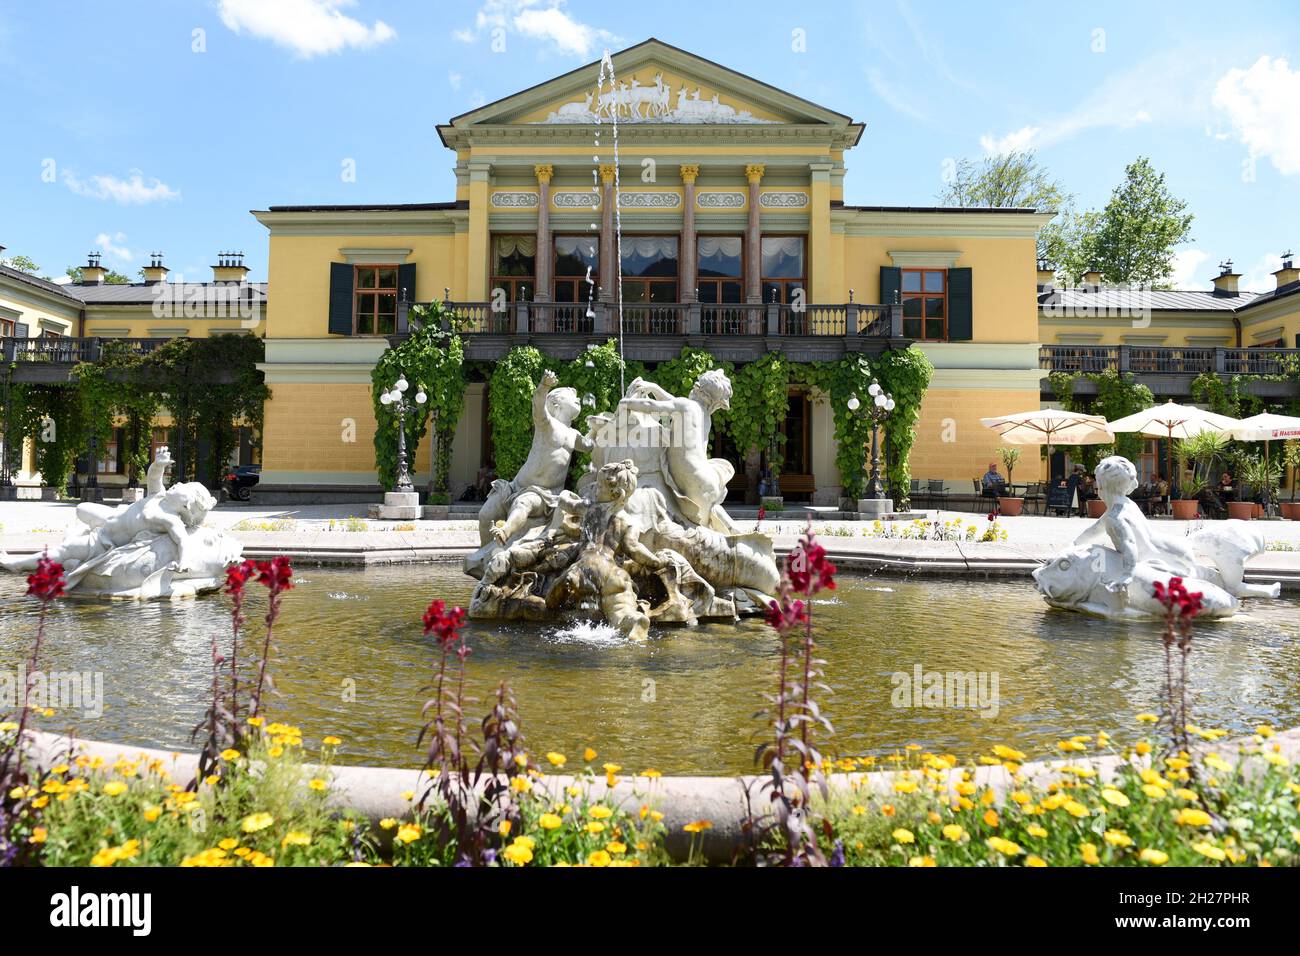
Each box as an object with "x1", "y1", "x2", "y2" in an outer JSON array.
[{"x1": 1039, "y1": 287, "x2": 1261, "y2": 312}]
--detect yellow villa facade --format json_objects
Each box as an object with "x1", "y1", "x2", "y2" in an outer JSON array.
[{"x1": 251, "y1": 39, "x2": 1051, "y2": 504}]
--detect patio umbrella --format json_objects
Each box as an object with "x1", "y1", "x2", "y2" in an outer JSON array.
[
  {"x1": 980, "y1": 409, "x2": 1114, "y2": 484},
  {"x1": 1107, "y1": 400, "x2": 1240, "y2": 492},
  {"x1": 1228, "y1": 412, "x2": 1300, "y2": 514}
]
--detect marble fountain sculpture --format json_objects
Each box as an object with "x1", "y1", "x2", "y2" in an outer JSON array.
[
  {"x1": 1, "y1": 447, "x2": 242, "y2": 599},
  {"x1": 1033, "y1": 455, "x2": 1280, "y2": 619},
  {"x1": 465, "y1": 370, "x2": 780, "y2": 640}
]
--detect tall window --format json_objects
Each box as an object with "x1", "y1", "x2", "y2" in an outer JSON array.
[
  {"x1": 901, "y1": 268, "x2": 946, "y2": 341},
  {"x1": 42, "y1": 328, "x2": 64, "y2": 339},
  {"x1": 490, "y1": 235, "x2": 536, "y2": 303},
  {"x1": 553, "y1": 236, "x2": 598, "y2": 303},
  {"x1": 96, "y1": 428, "x2": 123, "y2": 475},
  {"x1": 0, "y1": 318, "x2": 14, "y2": 337},
  {"x1": 761, "y1": 236, "x2": 805, "y2": 304},
  {"x1": 620, "y1": 236, "x2": 678, "y2": 303},
  {"x1": 698, "y1": 237, "x2": 744, "y2": 332},
  {"x1": 354, "y1": 266, "x2": 399, "y2": 335}
]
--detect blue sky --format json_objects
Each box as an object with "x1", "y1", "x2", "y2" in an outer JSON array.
[{"x1": 3, "y1": 0, "x2": 1298, "y2": 292}]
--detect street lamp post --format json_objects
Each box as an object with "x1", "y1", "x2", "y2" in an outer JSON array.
[
  {"x1": 379, "y1": 375, "x2": 427, "y2": 494},
  {"x1": 847, "y1": 380, "x2": 896, "y2": 508}
]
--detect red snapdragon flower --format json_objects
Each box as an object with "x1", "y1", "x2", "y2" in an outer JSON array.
[
  {"x1": 1153, "y1": 576, "x2": 1203, "y2": 618},
  {"x1": 786, "y1": 533, "x2": 836, "y2": 596},
  {"x1": 225, "y1": 559, "x2": 258, "y2": 596},
  {"x1": 757, "y1": 505, "x2": 767, "y2": 522},
  {"x1": 423, "y1": 599, "x2": 466, "y2": 647},
  {"x1": 256, "y1": 556, "x2": 294, "y2": 593},
  {"x1": 765, "y1": 597, "x2": 808, "y2": 633},
  {"x1": 26, "y1": 553, "x2": 65, "y2": 602}
]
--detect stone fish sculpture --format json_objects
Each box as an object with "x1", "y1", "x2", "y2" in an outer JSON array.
[
  {"x1": 1, "y1": 447, "x2": 243, "y2": 599},
  {"x1": 1032, "y1": 455, "x2": 1280, "y2": 619},
  {"x1": 465, "y1": 371, "x2": 780, "y2": 639}
]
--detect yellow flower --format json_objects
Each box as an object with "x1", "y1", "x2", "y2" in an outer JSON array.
[
  {"x1": 640, "y1": 768, "x2": 662, "y2": 779},
  {"x1": 892, "y1": 828, "x2": 915, "y2": 844},
  {"x1": 851, "y1": 805, "x2": 867, "y2": 816},
  {"x1": 1139, "y1": 848, "x2": 1169, "y2": 865},
  {"x1": 1136, "y1": 713, "x2": 1159, "y2": 723},
  {"x1": 1026, "y1": 855, "x2": 1048, "y2": 867},
  {"x1": 539, "y1": 813, "x2": 563, "y2": 830},
  {"x1": 281, "y1": 831, "x2": 311, "y2": 848},
  {"x1": 1204, "y1": 754, "x2": 1233, "y2": 774},
  {"x1": 908, "y1": 855, "x2": 936, "y2": 867},
  {"x1": 992, "y1": 744, "x2": 1026, "y2": 761},
  {"x1": 987, "y1": 836, "x2": 1022, "y2": 856},
  {"x1": 1173, "y1": 788, "x2": 1199, "y2": 802},
  {"x1": 1063, "y1": 800, "x2": 1090, "y2": 819},
  {"x1": 143, "y1": 805, "x2": 162, "y2": 823},
  {"x1": 29, "y1": 827, "x2": 47, "y2": 844},
  {"x1": 893, "y1": 778, "x2": 918, "y2": 794},
  {"x1": 1104, "y1": 830, "x2": 1133, "y2": 848},
  {"x1": 1192, "y1": 841, "x2": 1226, "y2": 861},
  {"x1": 585, "y1": 821, "x2": 607, "y2": 835},
  {"x1": 1056, "y1": 740, "x2": 1087, "y2": 753},
  {"x1": 605, "y1": 840, "x2": 628, "y2": 855},
  {"x1": 1027, "y1": 824, "x2": 1048, "y2": 838},
  {"x1": 1100, "y1": 788, "x2": 1130, "y2": 807},
  {"x1": 307, "y1": 778, "x2": 328, "y2": 792},
  {"x1": 583, "y1": 747, "x2": 597, "y2": 762},
  {"x1": 498, "y1": 820, "x2": 512, "y2": 837},
  {"x1": 942, "y1": 824, "x2": 965, "y2": 842},
  {"x1": 502, "y1": 842, "x2": 533, "y2": 865},
  {"x1": 322, "y1": 735, "x2": 342, "y2": 746},
  {"x1": 1176, "y1": 808, "x2": 1212, "y2": 827},
  {"x1": 1257, "y1": 724, "x2": 1275, "y2": 738},
  {"x1": 587, "y1": 850, "x2": 612, "y2": 867},
  {"x1": 219, "y1": 749, "x2": 241, "y2": 761},
  {"x1": 1135, "y1": 741, "x2": 1152, "y2": 756},
  {"x1": 512, "y1": 835, "x2": 536, "y2": 852},
  {"x1": 395, "y1": 823, "x2": 422, "y2": 845},
  {"x1": 247, "y1": 716, "x2": 264, "y2": 728},
  {"x1": 545, "y1": 751, "x2": 566, "y2": 767},
  {"x1": 241, "y1": 812, "x2": 275, "y2": 833},
  {"x1": 510, "y1": 776, "x2": 532, "y2": 793},
  {"x1": 589, "y1": 805, "x2": 613, "y2": 820},
  {"x1": 1080, "y1": 843, "x2": 1100, "y2": 865},
  {"x1": 983, "y1": 809, "x2": 999, "y2": 827},
  {"x1": 1264, "y1": 752, "x2": 1290, "y2": 768},
  {"x1": 102, "y1": 781, "x2": 128, "y2": 797},
  {"x1": 1141, "y1": 784, "x2": 1166, "y2": 800},
  {"x1": 379, "y1": 818, "x2": 397, "y2": 830},
  {"x1": 0, "y1": 722, "x2": 18, "y2": 733},
  {"x1": 1010, "y1": 791, "x2": 1031, "y2": 805},
  {"x1": 683, "y1": 820, "x2": 712, "y2": 834}
]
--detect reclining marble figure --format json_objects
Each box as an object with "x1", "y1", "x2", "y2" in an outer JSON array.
[
  {"x1": 1, "y1": 447, "x2": 243, "y2": 599},
  {"x1": 1032, "y1": 455, "x2": 1280, "y2": 619}
]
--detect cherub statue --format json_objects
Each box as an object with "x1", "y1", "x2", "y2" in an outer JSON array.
[
  {"x1": 619, "y1": 370, "x2": 736, "y2": 531},
  {"x1": 478, "y1": 370, "x2": 591, "y2": 546}
]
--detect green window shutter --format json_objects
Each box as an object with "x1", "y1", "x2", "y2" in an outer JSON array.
[
  {"x1": 947, "y1": 267, "x2": 973, "y2": 341},
  {"x1": 398, "y1": 263, "x2": 417, "y2": 302},
  {"x1": 14, "y1": 322, "x2": 29, "y2": 338},
  {"x1": 879, "y1": 266, "x2": 901, "y2": 305},
  {"x1": 328, "y1": 262, "x2": 354, "y2": 335}
]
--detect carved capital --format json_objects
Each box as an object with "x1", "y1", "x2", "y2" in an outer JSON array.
[
  {"x1": 534, "y1": 164, "x2": 554, "y2": 185},
  {"x1": 599, "y1": 164, "x2": 617, "y2": 185},
  {"x1": 745, "y1": 164, "x2": 765, "y2": 185},
  {"x1": 679, "y1": 164, "x2": 700, "y2": 185}
]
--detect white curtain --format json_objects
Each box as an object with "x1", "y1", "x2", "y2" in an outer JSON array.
[
  {"x1": 620, "y1": 236, "x2": 678, "y2": 260},
  {"x1": 494, "y1": 235, "x2": 537, "y2": 259},
  {"x1": 555, "y1": 236, "x2": 597, "y2": 258},
  {"x1": 761, "y1": 236, "x2": 804, "y2": 274},
  {"x1": 697, "y1": 236, "x2": 742, "y2": 259}
]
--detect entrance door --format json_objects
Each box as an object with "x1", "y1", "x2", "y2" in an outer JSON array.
[{"x1": 776, "y1": 390, "x2": 814, "y2": 500}]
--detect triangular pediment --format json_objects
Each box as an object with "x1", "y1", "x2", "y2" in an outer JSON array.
[{"x1": 445, "y1": 39, "x2": 857, "y2": 132}]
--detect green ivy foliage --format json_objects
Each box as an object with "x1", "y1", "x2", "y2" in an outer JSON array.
[
  {"x1": 556, "y1": 340, "x2": 645, "y2": 483},
  {"x1": 371, "y1": 303, "x2": 466, "y2": 494},
  {"x1": 487, "y1": 346, "x2": 549, "y2": 481},
  {"x1": 729, "y1": 352, "x2": 791, "y2": 479}
]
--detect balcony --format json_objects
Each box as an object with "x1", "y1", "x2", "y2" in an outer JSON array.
[
  {"x1": 1039, "y1": 344, "x2": 1300, "y2": 399},
  {"x1": 1, "y1": 337, "x2": 173, "y2": 383},
  {"x1": 397, "y1": 300, "x2": 907, "y2": 364}
]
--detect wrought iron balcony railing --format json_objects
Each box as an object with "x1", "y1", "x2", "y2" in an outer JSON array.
[{"x1": 1040, "y1": 344, "x2": 1300, "y2": 376}]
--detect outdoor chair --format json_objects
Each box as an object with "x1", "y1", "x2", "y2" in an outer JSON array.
[{"x1": 927, "y1": 479, "x2": 948, "y2": 509}]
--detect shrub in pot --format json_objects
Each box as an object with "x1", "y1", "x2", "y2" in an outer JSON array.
[
  {"x1": 1171, "y1": 475, "x2": 1205, "y2": 520},
  {"x1": 1086, "y1": 498, "x2": 1107, "y2": 518},
  {"x1": 1227, "y1": 500, "x2": 1256, "y2": 520},
  {"x1": 997, "y1": 495, "x2": 1023, "y2": 516}
]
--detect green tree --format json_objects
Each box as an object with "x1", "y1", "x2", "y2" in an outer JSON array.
[
  {"x1": 66, "y1": 266, "x2": 131, "y2": 284},
  {"x1": 1, "y1": 254, "x2": 41, "y2": 275},
  {"x1": 1091, "y1": 157, "x2": 1194, "y2": 287},
  {"x1": 1038, "y1": 205, "x2": 1103, "y2": 282}
]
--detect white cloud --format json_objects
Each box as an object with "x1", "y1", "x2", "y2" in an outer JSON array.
[
  {"x1": 218, "y1": 0, "x2": 395, "y2": 58},
  {"x1": 448, "y1": 71, "x2": 463, "y2": 91},
  {"x1": 1212, "y1": 55, "x2": 1300, "y2": 175},
  {"x1": 979, "y1": 52, "x2": 1195, "y2": 154},
  {"x1": 94, "y1": 232, "x2": 133, "y2": 264},
  {"x1": 62, "y1": 169, "x2": 179, "y2": 204},
  {"x1": 866, "y1": 68, "x2": 930, "y2": 124},
  {"x1": 1170, "y1": 249, "x2": 1210, "y2": 289},
  {"x1": 457, "y1": 1, "x2": 616, "y2": 59},
  {"x1": 1239, "y1": 252, "x2": 1284, "y2": 293}
]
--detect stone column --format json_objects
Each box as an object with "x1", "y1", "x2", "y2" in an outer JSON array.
[
  {"x1": 808, "y1": 162, "x2": 834, "y2": 303},
  {"x1": 680, "y1": 164, "x2": 699, "y2": 302},
  {"x1": 598, "y1": 164, "x2": 617, "y2": 302},
  {"x1": 533, "y1": 164, "x2": 553, "y2": 302},
  {"x1": 745, "y1": 164, "x2": 765, "y2": 303},
  {"x1": 467, "y1": 160, "x2": 492, "y2": 300}
]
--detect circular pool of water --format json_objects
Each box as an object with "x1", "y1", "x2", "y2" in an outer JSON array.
[{"x1": 3, "y1": 564, "x2": 1298, "y2": 774}]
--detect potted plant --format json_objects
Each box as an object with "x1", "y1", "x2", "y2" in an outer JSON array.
[
  {"x1": 1172, "y1": 474, "x2": 1205, "y2": 519},
  {"x1": 1086, "y1": 497, "x2": 1107, "y2": 518},
  {"x1": 996, "y1": 446, "x2": 1023, "y2": 516},
  {"x1": 1241, "y1": 454, "x2": 1281, "y2": 520},
  {"x1": 1283, "y1": 440, "x2": 1300, "y2": 519},
  {"x1": 1171, "y1": 432, "x2": 1227, "y2": 520}
]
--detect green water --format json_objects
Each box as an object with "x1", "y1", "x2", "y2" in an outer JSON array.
[{"x1": 3, "y1": 563, "x2": 1299, "y2": 774}]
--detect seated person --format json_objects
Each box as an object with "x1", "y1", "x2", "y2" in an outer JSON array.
[
  {"x1": 1218, "y1": 472, "x2": 1236, "y2": 502},
  {"x1": 980, "y1": 462, "x2": 1005, "y2": 498}
]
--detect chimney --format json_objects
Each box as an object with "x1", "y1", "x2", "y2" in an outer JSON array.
[
  {"x1": 1212, "y1": 259, "x2": 1241, "y2": 296},
  {"x1": 81, "y1": 251, "x2": 107, "y2": 285},
  {"x1": 1273, "y1": 250, "x2": 1299, "y2": 291},
  {"x1": 1081, "y1": 266, "x2": 1103, "y2": 290},
  {"x1": 212, "y1": 250, "x2": 250, "y2": 284},
  {"x1": 142, "y1": 252, "x2": 169, "y2": 285},
  {"x1": 1036, "y1": 258, "x2": 1056, "y2": 290}
]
